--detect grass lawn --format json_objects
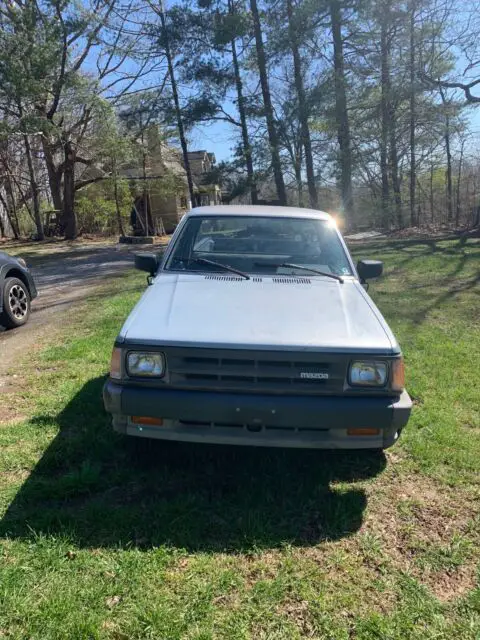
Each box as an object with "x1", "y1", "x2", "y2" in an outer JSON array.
[{"x1": 0, "y1": 236, "x2": 479, "y2": 639}]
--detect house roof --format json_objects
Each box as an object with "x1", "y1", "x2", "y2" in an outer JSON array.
[{"x1": 187, "y1": 150, "x2": 216, "y2": 164}]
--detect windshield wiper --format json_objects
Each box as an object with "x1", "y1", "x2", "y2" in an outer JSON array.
[
  {"x1": 256, "y1": 261, "x2": 344, "y2": 283},
  {"x1": 282, "y1": 263, "x2": 344, "y2": 283},
  {"x1": 178, "y1": 256, "x2": 250, "y2": 280}
]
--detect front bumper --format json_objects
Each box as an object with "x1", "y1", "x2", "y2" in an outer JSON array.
[{"x1": 103, "y1": 381, "x2": 412, "y2": 449}]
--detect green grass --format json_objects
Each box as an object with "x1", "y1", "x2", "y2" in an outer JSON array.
[{"x1": 0, "y1": 236, "x2": 479, "y2": 638}]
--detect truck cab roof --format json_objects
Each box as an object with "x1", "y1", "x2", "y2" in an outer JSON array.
[{"x1": 187, "y1": 205, "x2": 332, "y2": 221}]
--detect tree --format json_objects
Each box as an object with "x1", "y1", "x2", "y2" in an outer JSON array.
[
  {"x1": 87, "y1": 104, "x2": 137, "y2": 235},
  {"x1": 438, "y1": 86, "x2": 454, "y2": 222},
  {"x1": 379, "y1": 3, "x2": 391, "y2": 226},
  {"x1": 409, "y1": 0, "x2": 417, "y2": 226},
  {"x1": 182, "y1": 0, "x2": 259, "y2": 204},
  {"x1": 422, "y1": 1, "x2": 480, "y2": 104},
  {"x1": 285, "y1": 0, "x2": 318, "y2": 208},
  {"x1": 273, "y1": 75, "x2": 305, "y2": 203},
  {"x1": 118, "y1": 92, "x2": 168, "y2": 234},
  {"x1": 226, "y1": 0, "x2": 258, "y2": 204},
  {"x1": 0, "y1": 0, "x2": 477, "y2": 237},
  {"x1": 0, "y1": 0, "x2": 160, "y2": 239},
  {"x1": 249, "y1": 0, "x2": 287, "y2": 205},
  {"x1": 329, "y1": 0, "x2": 354, "y2": 226},
  {"x1": 153, "y1": 1, "x2": 196, "y2": 208},
  {"x1": 0, "y1": 0, "x2": 53, "y2": 239}
]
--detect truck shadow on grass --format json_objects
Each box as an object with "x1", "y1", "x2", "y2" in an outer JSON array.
[{"x1": 1, "y1": 376, "x2": 386, "y2": 552}]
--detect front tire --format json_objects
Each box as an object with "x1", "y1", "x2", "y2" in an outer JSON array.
[{"x1": 1, "y1": 277, "x2": 31, "y2": 328}]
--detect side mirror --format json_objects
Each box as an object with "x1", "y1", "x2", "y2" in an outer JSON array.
[
  {"x1": 357, "y1": 259, "x2": 383, "y2": 282},
  {"x1": 134, "y1": 252, "x2": 158, "y2": 276}
]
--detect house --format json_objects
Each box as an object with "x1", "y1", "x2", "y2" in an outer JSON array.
[
  {"x1": 124, "y1": 132, "x2": 221, "y2": 235},
  {"x1": 77, "y1": 126, "x2": 221, "y2": 236},
  {"x1": 186, "y1": 150, "x2": 222, "y2": 207}
]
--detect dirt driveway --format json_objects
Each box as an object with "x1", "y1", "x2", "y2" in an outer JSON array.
[{"x1": 0, "y1": 241, "x2": 150, "y2": 387}]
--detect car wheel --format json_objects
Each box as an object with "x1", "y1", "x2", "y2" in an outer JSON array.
[{"x1": 1, "y1": 277, "x2": 31, "y2": 328}]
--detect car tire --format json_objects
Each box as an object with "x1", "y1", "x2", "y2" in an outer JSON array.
[{"x1": 1, "y1": 277, "x2": 31, "y2": 328}]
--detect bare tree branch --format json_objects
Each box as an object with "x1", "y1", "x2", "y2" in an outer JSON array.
[{"x1": 423, "y1": 75, "x2": 480, "y2": 103}]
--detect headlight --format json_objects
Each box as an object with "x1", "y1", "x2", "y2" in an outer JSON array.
[
  {"x1": 17, "y1": 257, "x2": 27, "y2": 268},
  {"x1": 127, "y1": 352, "x2": 165, "y2": 377},
  {"x1": 349, "y1": 361, "x2": 388, "y2": 387}
]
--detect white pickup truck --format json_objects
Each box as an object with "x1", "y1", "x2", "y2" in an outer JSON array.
[{"x1": 103, "y1": 205, "x2": 412, "y2": 449}]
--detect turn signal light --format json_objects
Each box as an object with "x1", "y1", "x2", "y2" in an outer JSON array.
[
  {"x1": 110, "y1": 347, "x2": 122, "y2": 379},
  {"x1": 347, "y1": 428, "x2": 380, "y2": 436},
  {"x1": 132, "y1": 416, "x2": 164, "y2": 426},
  {"x1": 391, "y1": 358, "x2": 405, "y2": 392}
]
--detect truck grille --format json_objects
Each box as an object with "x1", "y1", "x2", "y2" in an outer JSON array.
[{"x1": 165, "y1": 348, "x2": 347, "y2": 395}]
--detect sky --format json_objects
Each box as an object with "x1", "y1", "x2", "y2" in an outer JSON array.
[{"x1": 189, "y1": 120, "x2": 236, "y2": 163}]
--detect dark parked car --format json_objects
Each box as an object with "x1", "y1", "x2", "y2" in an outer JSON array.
[{"x1": 0, "y1": 251, "x2": 37, "y2": 328}]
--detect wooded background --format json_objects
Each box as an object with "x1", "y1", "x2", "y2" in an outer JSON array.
[{"x1": 1, "y1": 0, "x2": 480, "y2": 239}]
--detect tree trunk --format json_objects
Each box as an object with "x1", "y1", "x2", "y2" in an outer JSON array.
[
  {"x1": 0, "y1": 189, "x2": 18, "y2": 239},
  {"x1": 286, "y1": 0, "x2": 318, "y2": 209},
  {"x1": 455, "y1": 139, "x2": 464, "y2": 227},
  {"x1": 379, "y1": 4, "x2": 402, "y2": 229},
  {"x1": 113, "y1": 165, "x2": 125, "y2": 236},
  {"x1": 295, "y1": 168, "x2": 303, "y2": 204},
  {"x1": 416, "y1": 178, "x2": 423, "y2": 225},
  {"x1": 444, "y1": 118, "x2": 453, "y2": 223},
  {"x1": 250, "y1": 0, "x2": 287, "y2": 205},
  {"x1": 23, "y1": 134, "x2": 44, "y2": 240},
  {"x1": 438, "y1": 87, "x2": 453, "y2": 223},
  {"x1": 140, "y1": 131, "x2": 154, "y2": 235},
  {"x1": 409, "y1": 1, "x2": 416, "y2": 227},
  {"x1": 430, "y1": 163, "x2": 434, "y2": 223},
  {"x1": 471, "y1": 176, "x2": 477, "y2": 227},
  {"x1": 380, "y1": 17, "x2": 390, "y2": 228},
  {"x1": 474, "y1": 202, "x2": 480, "y2": 228},
  {"x1": 8, "y1": 169, "x2": 34, "y2": 223},
  {"x1": 294, "y1": 145, "x2": 303, "y2": 205},
  {"x1": 62, "y1": 140, "x2": 77, "y2": 240},
  {"x1": 160, "y1": 5, "x2": 196, "y2": 208},
  {"x1": 42, "y1": 138, "x2": 63, "y2": 213},
  {"x1": 4, "y1": 173, "x2": 21, "y2": 238},
  {"x1": 389, "y1": 108, "x2": 402, "y2": 228},
  {"x1": 146, "y1": 191, "x2": 154, "y2": 235},
  {"x1": 229, "y1": 3, "x2": 257, "y2": 205},
  {"x1": 330, "y1": 0, "x2": 354, "y2": 227}
]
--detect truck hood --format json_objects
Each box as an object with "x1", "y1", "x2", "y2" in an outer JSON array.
[{"x1": 119, "y1": 273, "x2": 398, "y2": 353}]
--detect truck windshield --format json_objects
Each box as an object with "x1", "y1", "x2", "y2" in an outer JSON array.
[{"x1": 165, "y1": 215, "x2": 353, "y2": 277}]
